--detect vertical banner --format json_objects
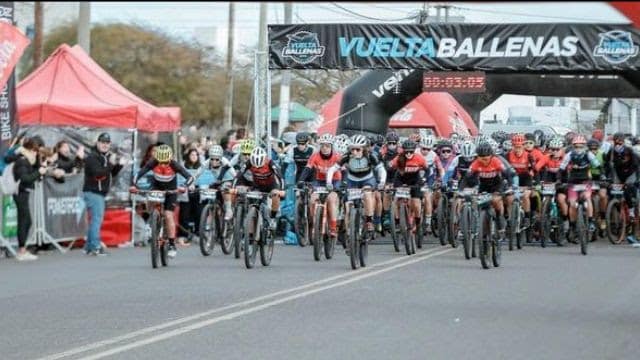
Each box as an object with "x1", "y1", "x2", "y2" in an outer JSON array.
[{"x1": 0, "y1": 2, "x2": 17, "y2": 157}]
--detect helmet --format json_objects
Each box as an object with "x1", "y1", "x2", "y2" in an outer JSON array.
[
  {"x1": 487, "y1": 138, "x2": 499, "y2": 154},
  {"x1": 565, "y1": 131, "x2": 577, "y2": 145},
  {"x1": 375, "y1": 134, "x2": 385, "y2": 146},
  {"x1": 592, "y1": 129, "x2": 604, "y2": 142},
  {"x1": 572, "y1": 135, "x2": 587, "y2": 145},
  {"x1": 476, "y1": 142, "x2": 494, "y2": 157},
  {"x1": 548, "y1": 137, "x2": 564, "y2": 149},
  {"x1": 296, "y1": 132, "x2": 309, "y2": 144},
  {"x1": 587, "y1": 139, "x2": 600, "y2": 149},
  {"x1": 502, "y1": 140, "x2": 512, "y2": 152},
  {"x1": 511, "y1": 133, "x2": 525, "y2": 147},
  {"x1": 402, "y1": 139, "x2": 417, "y2": 152},
  {"x1": 524, "y1": 133, "x2": 535, "y2": 142},
  {"x1": 153, "y1": 144, "x2": 173, "y2": 163},
  {"x1": 335, "y1": 136, "x2": 349, "y2": 154},
  {"x1": 208, "y1": 145, "x2": 224, "y2": 158},
  {"x1": 437, "y1": 139, "x2": 453, "y2": 149},
  {"x1": 240, "y1": 138, "x2": 256, "y2": 155},
  {"x1": 409, "y1": 133, "x2": 421, "y2": 143},
  {"x1": 475, "y1": 135, "x2": 489, "y2": 147},
  {"x1": 422, "y1": 135, "x2": 435, "y2": 148},
  {"x1": 491, "y1": 131, "x2": 505, "y2": 143},
  {"x1": 250, "y1": 147, "x2": 267, "y2": 168},
  {"x1": 318, "y1": 133, "x2": 333, "y2": 145},
  {"x1": 386, "y1": 131, "x2": 399, "y2": 143},
  {"x1": 460, "y1": 141, "x2": 476, "y2": 158},
  {"x1": 350, "y1": 134, "x2": 368, "y2": 148}
]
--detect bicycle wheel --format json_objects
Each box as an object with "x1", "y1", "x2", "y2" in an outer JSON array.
[
  {"x1": 606, "y1": 199, "x2": 626, "y2": 245},
  {"x1": 541, "y1": 198, "x2": 552, "y2": 249},
  {"x1": 359, "y1": 214, "x2": 369, "y2": 267},
  {"x1": 390, "y1": 204, "x2": 400, "y2": 252},
  {"x1": 324, "y1": 217, "x2": 335, "y2": 260},
  {"x1": 348, "y1": 207, "x2": 360, "y2": 270},
  {"x1": 415, "y1": 210, "x2": 424, "y2": 250},
  {"x1": 295, "y1": 198, "x2": 309, "y2": 247},
  {"x1": 149, "y1": 210, "x2": 161, "y2": 269},
  {"x1": 159, "y1": 215, "x2": 168, "y2": 267},
  {"x1": 508, "y1": 202, "x2": 519, "y2": 251},
  {"x1": 449, "y1": 198, "x2": 458, "y2": 248},
  {"x1": 399, "y1": 203, "x2": 412, "y2": 256},
  {"x1": 243, "y1": 207, "x2": 259, "y2": 268},
  {"x1": 220, "y1": 217, "x2": 234, "y2": 255},
  {"x1": 198, "y1": 204, "x2": 216, "y2": 256},
  {"x1": 461, "y1": 205, "x2": 472, "y2": 260},
  {"x1": 577, "y1": 205, "x2": 588, "y2": 255},
  {"x1": 516, "y1": 208, "x2": 525, "y2": 250},
  {"x1": 437, "y1": 197, "x2": 448, "y2": 246},
  {"x1": 233, "y1": 205, "x2": 244, "y2": 259},
  {"x1": 492, "y1": 215, "x2": 501, "y2": 267},
  {"x1": 259, "y1": 223, "x2": 274, "y2": 266},
  {"x1": 478, "y1": 209, "x2": 491, "y2": 270},
  {"x1": 313, "y1": 207, "x2": 323, "y2": 262}
]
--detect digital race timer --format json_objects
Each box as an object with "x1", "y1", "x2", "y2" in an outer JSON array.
[{"x1": 423, "y1": 71, "x2": 486, "y2": 93}]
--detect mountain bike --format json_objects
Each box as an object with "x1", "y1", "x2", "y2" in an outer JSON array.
[
  {"x1": 477, "y1": 192, "x2": 502, "y2": 269},
  {"x1": 506, "y1": 188, "x2": 526, "y2": 251},
  {"x1": 238, "y1": 190, "x2": 275, "y2": 269},
  {"x1": 393, "y1": 186, "x2": 416, "y2": 256},
  {"x1": 344, "y1": 187, "x2": 372, "y2": 270},
  {"x1": 311, "y1": 186, "x2": 336, "y2": 261},
  {"x1": 294, "y1": 186, "x2": 311, "y2": 247},
  {"x1": 130, "y1": 187, "x2": 185, "y2": 269},
  {"x1": 605, "y1": 183, "x2": 638, "y2": 245},
  {"x1": 457, "y1": 187, "x2": 478, "y2": 260},
  {"x1": 198, "y1": 187, "x2": 234, "y2": 256},
  {"x1": 540, "y1": 182, "x2": 561, "y2": 248},
  {"x1": 571, "y1": 183, "x2": 592, "y2": 255}
]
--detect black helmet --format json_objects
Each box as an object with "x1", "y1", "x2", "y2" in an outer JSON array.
[
  {"x1": 375, "y1": 134, "x2": 385, "y2": 146},
  {"x1": 476, "y1": 142, "x2": 494, "y2": 157},
  {"x1": 386, "y1": 131, "x2": 399, "y2": 143},
  {"x1": 295, "y1": 132, "x2": 309, "y2": 144},
  {"x1": 402, "y1": 139, "x2": 417, "y2": 152},
  {"x1": 437, "y1": 139, "x2": 453, "y2": 149},
  {"x1": 587, "y1": 139, "x2": 600, "y2": 149},
  {"x1": 524, "y1": 133, "x2": 535, "y2": 142},
  {"x1": 613, "y1": 132, "x2": 625, "y2": 142},
  {"x1": 491, "y1": 131, "x2": 507, "y2": 144}
]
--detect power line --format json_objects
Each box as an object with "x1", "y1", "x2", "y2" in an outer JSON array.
[
  {"x1": 452, "y1": 5, "x2": 619, "y2": 23},
  {"x1": 329, "y1": 3, "x2": 417, "y2": 22}
]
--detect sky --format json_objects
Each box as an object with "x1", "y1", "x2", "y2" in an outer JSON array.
[{"x1": 89, "y1": 1, "x2": 631, "y2": 56}]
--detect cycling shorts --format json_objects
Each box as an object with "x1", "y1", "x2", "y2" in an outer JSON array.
[{"x1": 567, "y1": 183, "x2": 592, "y2": 202}]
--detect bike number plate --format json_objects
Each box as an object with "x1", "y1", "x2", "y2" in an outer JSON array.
[
  {"x1": 450, "y1": 180, "x2": 458, "y2": 191},
  {"x1": 247, "y1": 191, "x2": 263, "y2": 200},
  {"x1": 591, "y1": 183, "x2": 600, "y2": 191},
  {"x1": 421, "y1": 186, "x2": 431, "y2": 193},
  {"x1": 477, "y1": 194, "x2": 492, "y2": 205},
  {"x1": 347, "y1": 189, "x2": 363, "y2": 201},
  {"x1": 148, "y1": 191, "x2": 165, "y2": 203},
  {"x1": 610, "y1": 183, "x2": 624, "y2": 195},
  {"x1": 314, "y1": 187, "x2": 328, "y2": 195},
  {"x1": 395, "y1": 187, "x2": 411, "y2": 199},
  {"x1": 572, "y1": 184, "x2": 587, "y2": 192},
  {"x1": 200, "y1": 189, "x2": 217, "y2": 200},
  {"x1": 461, "y1": 188, "x2": 477, "y2": 196},
  {"x1": 542, "y1": 183, "x2": 556, "y2": 195}
]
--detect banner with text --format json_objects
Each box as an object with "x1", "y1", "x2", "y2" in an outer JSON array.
[
  {"x1": 268, "y1": 23, "x2": 640, "y2": 71},
  {"x1": 0, "y1": 2, "x2": 18, "y2": 157},
  {"x1": 43, "y1": 174, "x2": 88, "y2": 240}
]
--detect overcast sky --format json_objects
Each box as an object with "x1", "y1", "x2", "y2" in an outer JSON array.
[{"x1": 90, "y1": 2, "x2": 631, "y2": 55}]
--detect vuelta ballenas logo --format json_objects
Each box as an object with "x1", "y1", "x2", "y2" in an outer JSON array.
[
  {"x1": 282, "y1": 31, "x2": 325, "y2": 64},
  {"x1": 593, "y1": 30, "x2": 639, "y2": 64}
]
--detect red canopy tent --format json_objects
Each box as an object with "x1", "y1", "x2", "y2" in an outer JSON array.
[
  {"x1": 17, "y1": 44, "x2": 180, "y2": 132},
  {"x1": 316, "y1": 90, "x2": 477, "y2": 137}
]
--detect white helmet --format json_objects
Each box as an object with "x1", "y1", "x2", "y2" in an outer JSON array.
[
  {"x1": 250, "y1": 147, "x2": 267, "y2": 168},
  {"x1": 335, "y1": 136, "x2": 349, "y2": 154},
  {"x1": 548, "y1": 137, "x2": 564, "y2": 149},
  {"x1": 460, "y1": 141, "x2": 476, "y2": 158},
  {"x1": 502, "y1": 140, "x2": 512, "y2": 152},
  {"x1": 422, "y1": 135, "x2": 435, "y2": 148},
  {"x1": 318, "y1": 133, "x2": 333, "y2": 145},
  {"x1": 208, "y1": 145, "x2": 224, "y2": 158},
  {"x1": 350, "y1": 134, "x2": 368, "y2": 148}
]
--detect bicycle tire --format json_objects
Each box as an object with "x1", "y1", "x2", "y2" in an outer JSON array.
[
  {"x1": 400, "y1": 203, "x2": 411, "y2": 256},
  {"x1": 606, "y1": 199, "x2": 626, "y2": 245},
  {"x1": 415, "y1": 210, "x2": 424, "y2": 250},
  {"x1": 149, "y1": 210, "x2": 161, "y2": 269},
  {"x1": 234, "y1": 205, "x2": 244, "y2": 259},
  {"x1": 492, "y1": 214, "x2": 501, "y2": 267},
  {"x1": 541, "y1": 198, "x2": 551, "y2": 249},
  {"x1": 461, "y1": 205, "x2": 472, "y2": 260},
  {"x1": 244, "y1": 207, "x2": 258, "y2": 268},
  {"x1": 577, "y1": 205, "x2": 588, "y2": 256},
  {"x1": 508, "y1": 202, "x2": 519, "y2": 251},
  {"x1": 449, "y1": 198, "x2": 458, "y2": 248},
  {"x1": 324, "y1": 214, "x2": 335, "y2": 260},
  {"x1": 478, "y1": 209, "x2": 491, "y2": 270},
  {"x1": 349, "y1": 207, "x2": 360, "y2": 270},
  {"x1": 390, "y1": 204, "x2": 400, "y2": 252},
  {"x1": 259, "y1": 223, "x2": 274, "y2": 266},
  {"x1": 220, "y1": 217, "x2": 233, "y2": 255},
  {"x1": 313, "y1": 208, "x2": 323, "y2": 262},
  {"x1": 437, "y1": 196, "x2": 448, "y2": 246},
  {"x1": 516, "y1": 208, "x2": 525, "y2": 250},
  {"x1": 198, "y1": 204, "x2": 215, "y2": 256},
  {"x1": 359, "y1": 217, "x2": 369, "y2": 267},
  {"x1": 295, "y1": 196, "x2": 309, "y2": 247}
]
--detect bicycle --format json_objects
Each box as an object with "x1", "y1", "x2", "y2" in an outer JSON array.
[
  {"x1": 294, "y1": 186, "x2": 311, "y2": 247},
  {"x1": 198, "y1": 187, "x2": 234, "y2": 257},
  {"x1": 344, "y1": 187, "x2": 372, "y2": 270},
  {"x1": 435, "y1": 181, "x2": 455, "y2": 247},
  {"x1": 237, "y1": 189, "x2": 276, "y2": 269},
  {"x1": 130, "y1": 187, "x2": 185, "y2": 269},
  {"x1": 392, "y1": 186, "x2": 417, "y2": 256},
  {"x1": 506, "y1": 187, "x2": 526, "y2": 251},
  {"x1": 605, "y1": 183, "x2": 638, "y2": 245},
  {"x1": 447, "y1": 180, "x2": 460, "y2": 249},
  {"x1": 385, "y1": 187, "x2": 401, "y2": 253},
  {"x1": 477, "y1": 192, "x2": 502, "y2": 269},
  {"x1": 540, "y1": 182, "x2": 562, "y2": 248},
  {"x1": 570, "y1": 183, "x2": 592, "y2": 255},
  {"x1": 310, "y1": 186, "x2": 336, "y2": 261},
  {"x1": 457, "y1": 187, "x2": 478, "y2": 260}
]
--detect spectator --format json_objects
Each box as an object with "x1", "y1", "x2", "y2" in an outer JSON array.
[
  {"x1": 53, "y1": 140, "x2": 84, "y2": 175},
  {"x1": 82, "y1": 132, "x2": 125, "y2": 256},
  {"x1": 177, "y1": 148, "x2": 203, "y2": 246},
  {"x1": 11, "y1": 137, "x2": 52, "y2": 261}
]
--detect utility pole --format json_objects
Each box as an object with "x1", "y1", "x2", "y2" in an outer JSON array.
[
  {"x1": 33, "y1": 1, "x2": 43, "y2": 67},
  {"x1": 223, "y1": 2, "x2": 235, "y2": 130},
  {"x1": 277, "y1": 2, "x2": 292, "y2": 136},
  {"x1": 254, "y1": 2, "x2": 268, "y2": 141},
  {"x1": 78, "y1": 2, "x2": 91, "y2": 54}
]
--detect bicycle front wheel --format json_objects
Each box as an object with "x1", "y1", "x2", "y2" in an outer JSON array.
[
  {"x1": 243, "y1": 207, "x2": 259, "y2": 268},
  {"x1": 478, "y1": 209, "x2": 491, "y2": 270},
  {"x1": 348, "y1": 207, "x2": 360, "y2": 270},
  {"x1": 606, "y1": 199, "x2": 626, "y2": 245},
  {"x1": 577, "y1": 205, "x2": 588, "y2": 256},
  {"x1": 234, "y1": 205, "x2": 244, "y2": 259},
  {"x1": 149, "y1": 210, "x2": 161, "y2": 269},
  {"x1": 399, "y1": 203, "x2": 412, "y2": 256},
  {"x1": 198, "y1": 204, "x2": 216, "y2": 256},
  {"x1": 313, "y1": 207, "x2": 324, "y2": 262},
  {"x1": 259, "y1": 225, "x2": 274, "y2": 266},
  {"x1": 461, "y1": 205, "x2": 472, "y2": 260},
  {"x1": 437, "y1": 197, "x2": 448, "y2": 246}
]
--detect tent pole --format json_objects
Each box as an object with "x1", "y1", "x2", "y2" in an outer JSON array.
[{"x1": 131, "y1": 129, "x2": 138, "y2": 246}]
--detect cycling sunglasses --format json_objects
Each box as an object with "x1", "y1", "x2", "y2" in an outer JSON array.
[{"x1": 441, "y1": 149, "x2": 452, "y2": 154}]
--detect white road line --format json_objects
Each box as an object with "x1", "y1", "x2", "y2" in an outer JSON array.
[
  {"x1": 35, "y1": 247, "x2": 449, "y2": 360},
  {"x1": 77, "y1": 248, "x2": 454, "y2": 360}
]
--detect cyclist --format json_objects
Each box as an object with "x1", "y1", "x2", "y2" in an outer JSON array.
[
  {"x1": 587, "y1": 138, "x2": 608, "y2": 231},
  {"x1": 388, "y1": 139, "x2": 428, "y2": 232},
  {"x1": 525, "y1": 133, "x2": 545, "y2": 164},
  {"x1": 444, "y1": 140, "x2": 477, "y2": 240},
  {"x1": 604, "y1": 132, "x2": 640, "y2": 220},
  {"x1": 535, "y1": 137, "x2": 569, "y2": 232},
  {"x1": 284, "y1": 132, "x2": 315, "y2": 183},
  {"x1": 234, "y1": 147, "x2": 285, "y2": 230},
  {"x1": 559, "y1": 135, "x2": 603, "y2": 234},
  {"x1": 227, "y1": 138, "x2": 256, "y2": 170},
  {"x1": 380, "y1": 131, "x2": 401, "y2": 228},
  {"x1": 297, "y1": 134, "x2": 341, "y2": 238},
  {"x1": 420, "y1": 134, "x2": 443, "y2": 231},
  {"x1": 326, "y1": 134, "x2": 386, "y2": 232},
  {"x1": 505, "y1": 133, "x2": 537, "y2": 228},
  {"x1": 133, "y1": 144, "x2": 195, "y2": 258},
  {"x1": 468, "y1": 142, "x2": 517, "y2": 235},
  {"x1": 207, "y1": 145, "x2": 237, "y2": 221}
]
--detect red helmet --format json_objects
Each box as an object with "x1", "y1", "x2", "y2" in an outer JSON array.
[
  {"x1": 511, "y1": 133, "x2": 525, "y2": 147},
  {"x1": 592, "y1": 129, "x2": 604, "y2": 141},
  {"x1": 572, "y1": 135, "x2": 587, "y2": 145}
]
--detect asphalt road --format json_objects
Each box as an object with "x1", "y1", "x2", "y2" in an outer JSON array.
[{"x1": 1, "y1": 238, "x2": 639, "y2": 360}]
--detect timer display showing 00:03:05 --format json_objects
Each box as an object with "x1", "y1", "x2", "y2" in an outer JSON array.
[{"x1": 423, "y1": 76, "x2": 485, "y2": 89}]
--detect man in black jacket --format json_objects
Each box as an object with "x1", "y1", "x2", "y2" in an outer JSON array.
[{"x1": 82, "y1": 133, "x2": 124, "y2": 256}]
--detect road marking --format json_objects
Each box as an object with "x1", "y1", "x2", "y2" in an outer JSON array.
[{"x1": 35, "y1": 247, "x2": 451, "y2": 360}]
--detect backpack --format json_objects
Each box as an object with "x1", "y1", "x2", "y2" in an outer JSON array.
[{"x1": 0, "y1": 162, "x2": 20, "y2": 195}]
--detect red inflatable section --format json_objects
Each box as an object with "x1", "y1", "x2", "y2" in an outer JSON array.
[
  {"x1": 609, "y1": 2, "x2": 640, "y2": 28},
  {"x1": 100, "y1": 208, "x2": 132, "y2": 247}
]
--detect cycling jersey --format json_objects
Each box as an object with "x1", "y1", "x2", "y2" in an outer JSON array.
[
  {"x1": 286, "y1": 146, "x2": 315, "y2": 182},
  {"x1": 589, "y1": 150, "x2": 605, "y2": 178},
  {"x1": 506, "y1": 150, "x2": 536, "y2": 176},
  {"x1": 469, "y1": 156, "x2": 509, "y2": 192},
  {"x1": 422, "y1": 150, "x2": 444, "y2": 185},
  {"x1": 136, "y1": 159, "x2": 194, "y2": 189},
  {"x1": 535, "y1": 152, "x2": 564, "y2": 183},
  {"x1": 333, "y1": 152, "x2": 385, "y2": 182},
  {"x1": 560, "y1": 151, "x2": 599, "y2": 184},
  {"x1": 606, "y1": 145, "x2": 640, "y2": 182},
  {"x1": 443, "y1": 155, "x2": 474, "y2": 185},
  {"x1": 528, "y1": 148, "x2": 545, "y2": 164},
  {"x1": 299, "y1": 151, "x2": 342, "y2": 182},
  {"x1": 390, "y1": 153, "x2": 427, "y2": 186},
  {"x1": 235, "y1": 159, "x2": 283, "y2": 191}
]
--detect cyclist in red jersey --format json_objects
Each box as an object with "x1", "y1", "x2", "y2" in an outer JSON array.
[
  {"x1": 535, "y1": 137, "x2": 569, "y2": 231},
  {"x1": 297, "y1": 134, "x2": 341, "y2": 238},
  {"x1": 389, "y1": 139, "x2": 428, "y2": 232},
  {"x1": 505, "y1": 133, "x2": 538, "y2": 228}
]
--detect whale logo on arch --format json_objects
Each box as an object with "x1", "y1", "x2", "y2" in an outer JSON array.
[
  {"x1": 282, "y1": 31, "x2": 325, "y2": 65},
  {"x1": 593, "y1": 30, "x2": 638, "y2": 64}
]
